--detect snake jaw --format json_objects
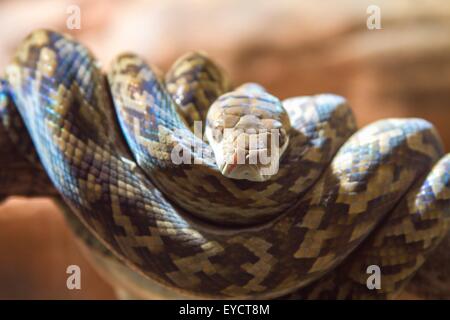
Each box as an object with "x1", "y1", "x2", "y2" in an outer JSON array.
[{"x1": 221, "y1": 150, "x2": 269, "y2": 181}]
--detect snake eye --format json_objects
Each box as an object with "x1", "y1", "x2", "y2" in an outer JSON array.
[
  {"x1": 212, "y1": 126, "x2": 223, "y2": 142},
  {"x1": 224, "y1": 115, "x2": 240, "y2": 128}
]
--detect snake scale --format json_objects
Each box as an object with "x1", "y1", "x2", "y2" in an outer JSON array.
[{"x1": 0, "y1": 29, "x2": 449, "y2": 299}]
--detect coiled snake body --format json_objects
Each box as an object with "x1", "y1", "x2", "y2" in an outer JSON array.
[{"x1": 0, "y1": 30, "x2": 449, "y2": 299}]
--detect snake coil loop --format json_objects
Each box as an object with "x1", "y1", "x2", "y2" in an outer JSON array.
[{"x1": 1, "y1": 29, "x2": 449, "y2": 299}]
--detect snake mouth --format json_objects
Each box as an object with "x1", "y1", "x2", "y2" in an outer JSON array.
[
  {"x1": 221, "y1": 153, "x2": 265, "y2": 181},
  {"x1": 221, "y1": 161, "x2": 271, "y2": 181},
  {"x1": 220, "y1": 140, "x2": 283, "y2": 182}
]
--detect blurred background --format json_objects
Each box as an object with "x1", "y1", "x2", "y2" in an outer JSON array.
[{"x1": 0, "y1": 0, "x2": 449, "y2": 299}]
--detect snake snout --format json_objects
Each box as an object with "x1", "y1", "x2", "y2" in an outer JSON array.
[{"x1": 219, "y1": 128, "x2": 284, "y2": 181}]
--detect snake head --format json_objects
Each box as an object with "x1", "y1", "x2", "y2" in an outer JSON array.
[{"x1": 205, "y1": 83, "x2": 290, "y2": 182}]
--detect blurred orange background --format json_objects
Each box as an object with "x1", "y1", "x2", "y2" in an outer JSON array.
[{"x1": 0, "y1": 0, "x2": 449, "y2": 299}]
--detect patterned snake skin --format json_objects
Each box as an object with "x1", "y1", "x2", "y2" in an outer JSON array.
[{"x1": 1, "y1": 29, "x2": 449, "y2": 299}]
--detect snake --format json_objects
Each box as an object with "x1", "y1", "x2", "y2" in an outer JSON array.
[{"x1": 0, "y1": 29, "x2": 449, "y2": 299}]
